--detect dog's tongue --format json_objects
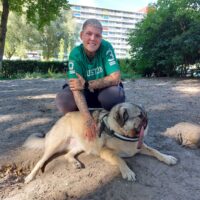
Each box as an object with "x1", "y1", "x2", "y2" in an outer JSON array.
[{"x1": 137, "y1": 126, "x2": 144, "y2": 149}]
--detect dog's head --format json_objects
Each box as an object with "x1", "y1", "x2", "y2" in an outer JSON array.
[{"x1": 107, "y1": 102, "x2": 148, "y2": 138}]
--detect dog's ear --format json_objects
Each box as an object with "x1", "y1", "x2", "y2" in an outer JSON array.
[{"x1": 115, "y1": 106, "x2": 129, "y2": 127}]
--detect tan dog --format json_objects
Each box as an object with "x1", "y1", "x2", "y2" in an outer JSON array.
[
  {"x1": 163, "y1": 122, "x2": 200, "y2": 148},
  {"x1": 24, "y1": 102, "x2": 177, "y2": 184}
]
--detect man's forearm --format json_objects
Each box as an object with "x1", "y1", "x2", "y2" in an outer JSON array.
[
  {"x1": 89, "y1": 71, "x2": 120, "y2": 90},
  {"x1": 72, "y1": 90, "x2": 91, "y2": 118},
  {"x1": 72, "y1": 90, "x2": 97, "y2": 140}
]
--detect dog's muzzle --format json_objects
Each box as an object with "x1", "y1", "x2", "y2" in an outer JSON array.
[{"x1": 100, "y1": 113, "x2": 148, "y2": 149}]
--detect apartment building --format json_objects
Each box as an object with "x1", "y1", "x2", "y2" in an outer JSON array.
[{"x1": 70, "y1": 4, "x2": 145, "y2": 58}]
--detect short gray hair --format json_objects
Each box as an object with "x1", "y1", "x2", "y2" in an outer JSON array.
[{"x1": 82, "y1": 18, "x2": 103, "y2": 32}]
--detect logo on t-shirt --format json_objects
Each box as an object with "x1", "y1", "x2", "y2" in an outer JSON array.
[
  {"x1": 68, "y1": 61, "x2": 75, "y2": 74},
  {"x1": 87, "y1": 66, "x2": 103, "y2": 78},
  {"x1": 106, "y1": 49, "x2": 116, "y2": 66}
]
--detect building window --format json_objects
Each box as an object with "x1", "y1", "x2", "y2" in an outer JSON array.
[
  {"x1": 73, "y1": 13, "x2": 81, "y2": 17},
  {"x1": 103, "y1": 15, "x2": 109, "y2": 19},
  {"x1": 74, "y1": 6, "x2": 81, "y2": 10},
  {"x1": 102, "y1": 32, "x2": 108, "y2": 36}
]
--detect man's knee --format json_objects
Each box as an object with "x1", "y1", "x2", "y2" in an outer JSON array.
[
  {"x1": 55, "y1": 87, "x2": 77, "y2": 114},
  {"x1": 98, "y1": 85, "x2": 125, "y2": 110}
]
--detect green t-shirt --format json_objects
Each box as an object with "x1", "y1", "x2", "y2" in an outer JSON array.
[{"x1": 67, "y1": 39, "x2": 119, "y2": 81}]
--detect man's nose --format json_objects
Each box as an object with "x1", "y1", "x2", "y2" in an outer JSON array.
[{"x1": 90, "y1": 34, "x2": 95, "y2": 40}]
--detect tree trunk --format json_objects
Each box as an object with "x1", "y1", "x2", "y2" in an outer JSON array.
[{"x1": 0, "y1": 0, "x2": 9, "y2": 71}]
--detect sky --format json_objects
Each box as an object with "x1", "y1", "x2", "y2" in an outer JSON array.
[{"x1": 68, "y1": 0, "x2": 157, "y2": 12}]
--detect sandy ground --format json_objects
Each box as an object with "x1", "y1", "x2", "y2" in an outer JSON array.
[{"x1": 0, "y1": 78, "x2": 200, "y2": 200}]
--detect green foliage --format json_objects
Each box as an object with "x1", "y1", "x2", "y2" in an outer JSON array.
[
  {"x1": 4, "y1": 10, "x2": 78, "y2": 60},
  {"x1": 0, "y1": 0, "x2": 70, "y2": 71},
  {"x1": 8, "y1": 0, "x2": 70, "y2": 29},
  {"x1": 118, "y1": 58, "x2": 135, "y2": 74},
  {"x1": 34, "y1": 10, "x2": 77, "y2": 60},
  {"x1": 118, "y1": 58, "x2": 140, "y2": 80},
  {"x1": 0, "y1": 71, "x2": 66, "y2": 80},
  {"x1": 1, "y1": 60, "x2": 68, "y2": 78},
  {"x1": 5, "y1": 12, "x2": 27, "y2": 59},
  {"x1": 58, "y1": 38, "x2": 65, "y2": 61},
  {"x1": 128, "y1": 0, "x2": 200, "y2": 77}
]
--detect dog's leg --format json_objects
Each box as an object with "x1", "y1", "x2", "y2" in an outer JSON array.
[
  {"x1": 64, "y1": 146, "x2": 83, "y2": 169},
  {"x1": 25, "y1": 152, "x2": 52, "y2": 184},
  {"x1": 140, "y1": 143, "x2": 177, "y2": 165},
  {"x1": 24, "y1": 147, "x2": 60, "y2": 184},
  {"x1": 25, "y1": 138, "x2": 66, "y2": 184},
  {"x1": 99, "y1": 147, "x2": 136, "y2": 181}
]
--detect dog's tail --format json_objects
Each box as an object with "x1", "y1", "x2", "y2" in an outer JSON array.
[{"x1": 23, "y1": 133, "x2": 46, "y2": 149}]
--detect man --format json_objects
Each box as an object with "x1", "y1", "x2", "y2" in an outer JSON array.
[{"x1": 55, "y1": 18, "x2": 125, "y2": 141}]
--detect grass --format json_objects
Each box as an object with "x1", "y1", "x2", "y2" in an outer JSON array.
[
  {"x1": 0, "y1": 72, "x2": 141, "y2": 80},
  {"x1": 121, "y1": 72, "x2": 142, "y2": 80},
  {"x1": 0, "y1": 72, "x2": 67, "y2": 80}
]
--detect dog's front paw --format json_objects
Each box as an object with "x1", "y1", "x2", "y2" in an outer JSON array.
[
  {"x1": 121, "y1": 167, "x2": 136, "y2": 181},
  {"x1": 73, "y1": 160, "x2": 83, "y2": 169},
  {"x1": 163, "y1": 155, "x2": 177, "y2": 165}
]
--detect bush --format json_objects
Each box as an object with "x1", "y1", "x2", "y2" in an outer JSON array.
[
  {"x1": 118, "y1": 58, "x2": 133, "y2": 73},
  {"x1": 1, "y1": 60, "x2": 68, "y2": 78},
  {"x1": 118, "y1": 58, "x2": 138, "y2": 79}
]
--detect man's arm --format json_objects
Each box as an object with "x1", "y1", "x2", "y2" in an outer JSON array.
[
  {"x1": 69, "y1": 71, "x2": 121, "y2": 92},
  {"x1": 88, "y1": 71, "x2": 121, "y2": 90},
  {"x1": 72, "y1": 90, "x2": 90, "y2": 117},
  {"x1": 72, "y1": 90, "x2": 97, "y2": 140}
]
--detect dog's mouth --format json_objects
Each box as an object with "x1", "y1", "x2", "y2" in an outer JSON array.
[
  {"x1": 123, "y1": 129, "x2": 138, "y2": 138},
  {"x1": 130, "y1": 129, "x2": 138, "y2": 137},
  {"x1": 128, "y1": 115, "x2": 148, "y2": 138}
]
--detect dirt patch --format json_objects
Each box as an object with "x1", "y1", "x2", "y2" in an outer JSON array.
[{"x1": 0, "y1": 78, "x2": 200, "y2": 200}]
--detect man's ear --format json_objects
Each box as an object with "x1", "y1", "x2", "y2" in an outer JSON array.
[{"x1": 80, "y1": 31, "x2": 83, "y2": 40}]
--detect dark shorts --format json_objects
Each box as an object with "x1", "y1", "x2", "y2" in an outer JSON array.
[{"x1": 55, "y1": 83, "x2": 126, "y2": 114}]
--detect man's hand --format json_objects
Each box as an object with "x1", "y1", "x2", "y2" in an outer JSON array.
[
  {"x1": 69, "y1": 73, "x2": 85, "y2": 91},
  {"x1": 84, "y1": 117, "x2": 98, "y2": 141}
]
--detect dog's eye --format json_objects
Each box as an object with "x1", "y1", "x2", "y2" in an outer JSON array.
[
  {"x1": 138, "y1": 113, "x2": 143, "y2": 119},
  {"x1": 123, "y1": 111, "x2": 129, "y2": 123}
]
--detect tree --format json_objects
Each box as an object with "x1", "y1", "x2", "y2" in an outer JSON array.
[
  {"x1": 128, "y1": 0, "x2": 200, "y2": 77},
  {"x1": 58, "y1": 38, "x2": 65, "y2": 61},
  {"x1": 25, "y1": 10, "x2": 78, "y2": 60},
  {"x1": 4, "y1": 12, "x2": 27, "y2": 59},
  {"x1": 4, "y1": 10, "x2": 78, "y2": 60},
  {"x1": 0, "y1": 0, "x2": 69, "y2": 69}
]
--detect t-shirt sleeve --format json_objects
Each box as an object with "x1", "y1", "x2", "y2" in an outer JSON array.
[
  {"x1": 67, "y1": 50, "x2": 83, "y2": 79},
  {"x1": 104, "y1": 42, "x2": 120, "y2": 75}
]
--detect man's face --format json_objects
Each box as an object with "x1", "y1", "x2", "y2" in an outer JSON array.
[{"x1": 80, "y1": 25, "x2": 102, "y2": 56}]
